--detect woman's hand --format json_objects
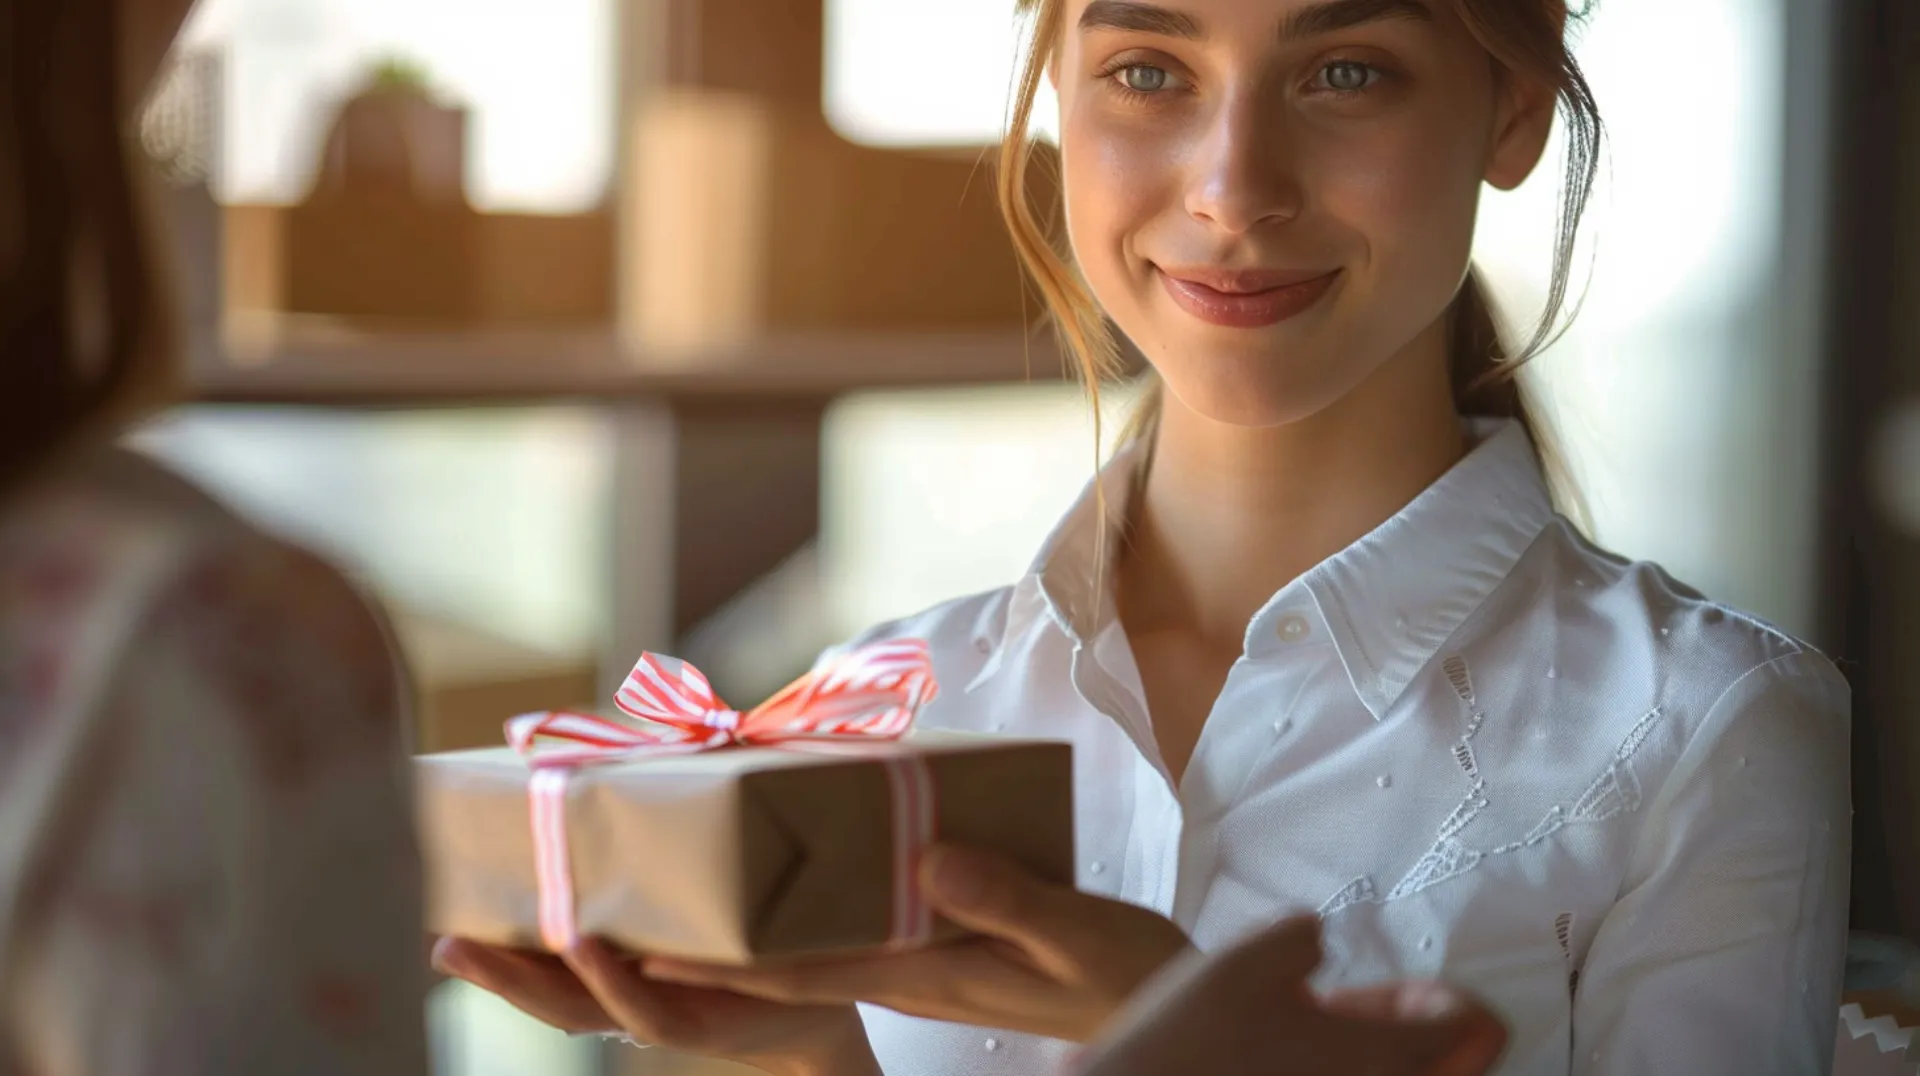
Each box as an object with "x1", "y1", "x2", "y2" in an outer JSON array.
[
  {"x1": 430, "y1": 938, "x2": 881, "y2": 1076},
  {"x1": 1076, "y1": 917, "x2": 1508, "y2": 1076},
  {"x1": 642, "y1": 843, "x2": 1195, "y2": 1042}
]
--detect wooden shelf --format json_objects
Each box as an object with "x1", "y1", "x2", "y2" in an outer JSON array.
[{"x1": 188, "y1": 317, "x2": 1077, "y2": 407}]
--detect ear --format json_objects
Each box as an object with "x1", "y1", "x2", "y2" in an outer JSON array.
[{"x1": 1484, "y1": 68, "x2": 1560, "y2": 192}]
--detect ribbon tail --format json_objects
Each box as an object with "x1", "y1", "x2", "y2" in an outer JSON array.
[
  {"x1": 529, "y1": 768, "x2": 580, "y2": 951},
  {"x1": 879, "y1": 754, "x2": 938, "y2": 948}
]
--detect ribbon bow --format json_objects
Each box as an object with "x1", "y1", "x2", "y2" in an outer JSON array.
[
  {"x1": 506, "y1": 639, "x2": 938, "y2": 768},
  {"x1": 504, "y1": 639, "x2": 943, "y2": 953}
]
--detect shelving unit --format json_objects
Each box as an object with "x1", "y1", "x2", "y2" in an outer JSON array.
[{"x1": 191, "y1": 318, "x2": 1070, "y2": 406}]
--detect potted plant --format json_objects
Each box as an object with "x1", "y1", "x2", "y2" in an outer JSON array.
[
  {"x1": 310, "y1": 54, "x2": 467, "y2": 206},
  {"x1": 280, "y1": 55, "x2": 477, "y2": 322}
]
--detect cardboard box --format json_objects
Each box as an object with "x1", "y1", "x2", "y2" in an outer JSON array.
[{"x1": 417, "y1": 729, "x2": 1073, "y2": 965}]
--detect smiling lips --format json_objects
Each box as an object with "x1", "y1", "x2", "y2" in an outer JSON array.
[{"x1": 1157, "y1": 266, "x2": 1342, "y2": 328}]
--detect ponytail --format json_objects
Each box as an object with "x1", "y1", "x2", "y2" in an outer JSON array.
[{"x1": 1448, "y1": 267, "x2": 1587, "y2": 524}]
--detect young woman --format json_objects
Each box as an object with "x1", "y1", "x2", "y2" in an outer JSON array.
[
  {"x1": 0, "y1": 1, "x2": 429, "y2": 1071},
  {"x1": 440, "y1": 0, "x2": 1852, "y2": 1073}
]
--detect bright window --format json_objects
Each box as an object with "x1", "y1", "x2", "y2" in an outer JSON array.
[
  {"x1": 825, "y1": 0, "x2": 1056, "y2": 145},
  {"x1": 178, "y1": 0, "x2": 613, "y2": 210}
]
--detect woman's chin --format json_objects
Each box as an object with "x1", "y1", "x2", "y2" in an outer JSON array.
[{"x1": 1157, "y1": 368, "x2": 1350, "y2": 431}]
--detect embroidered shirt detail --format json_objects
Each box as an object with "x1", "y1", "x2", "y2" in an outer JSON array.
[
  {"x1": 1571, "y1": 761, "x2": 1642, "y2": 823},
  {"x1": 1556, "y1": 911, "x2": 1583, "y2": 997},
  {"x1": 1498, "y1": 805, "x2": 1569, "y2": 853},
  {"x1": 1443, "y1": 654, "x2": 1476, "y2": 706},
  {"x1": 1437, "y1": 784, "x2": 1490, "y2": 842},
  {"x1": 1337, "y1": 704, "x2": 1670, "y2": 912},
  {"x1": 1386, "y1": 837, "x2": 1484, "y2": 902},
  {"x1": 1570, "y1": 707, "x2": 1663, "y2": 823},
  {"x1": 1614, "y1": 705, "x2": 1664, "y2": 762},
  {"x1": 1398, "y1": 654, "x2": 1495, "y2": 877},
  {"x1": 1318, "y1": 875, "x2": 1380, "y2": 918}
]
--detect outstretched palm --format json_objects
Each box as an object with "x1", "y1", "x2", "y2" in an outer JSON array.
[{"x1": 432, "y1": 938, "x2": 876, "y2": 1076}]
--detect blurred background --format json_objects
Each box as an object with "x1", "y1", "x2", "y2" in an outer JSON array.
[{"x1": 122, "y1": 0, "x2": 1916, "y2": 1072}]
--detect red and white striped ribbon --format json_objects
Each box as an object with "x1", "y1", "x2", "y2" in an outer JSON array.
[
  {"x1": 527, "y1": 768, "x2": 578, "y2": 952},
  {"x1": 881, "y1": 753, "x2": 938, "y2": 944},
  {"x1": 508, "y1": 640, "x2": 942, "y2": 953}
]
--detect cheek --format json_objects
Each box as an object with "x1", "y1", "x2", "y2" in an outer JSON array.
[
  {"x1": 1060, "y1": 114, "x2": 1178, "y2": 306},
  {"x1": 1311, "y1": 113, "x2": 1489, "y2": 303}
]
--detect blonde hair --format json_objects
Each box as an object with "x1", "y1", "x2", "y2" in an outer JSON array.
[
  {"x1": 997, "y1": 0, "x2": 1602, "y2": 514},
  {"x1": 0, "y1": 0, "x2": 175, "y2": 498}
]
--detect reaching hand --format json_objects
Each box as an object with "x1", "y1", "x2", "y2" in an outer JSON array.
[
  {"x1": 1075, "y1": 916, "x2": 1509, "y2": 1076},
  {"x1": 431, "y1": 937, "x2": 881, "y2": 1076},
  {"x1": 643, "y1": 843, "x2": 1195, "y2": 1042}
]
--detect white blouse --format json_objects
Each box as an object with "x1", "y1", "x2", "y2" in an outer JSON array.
[{"x1": 848, "y1": 419, "x2": 1851, "y2": 1076}]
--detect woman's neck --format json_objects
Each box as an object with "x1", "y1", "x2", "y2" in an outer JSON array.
[{"x1": 1116, "y1": 329, "x2": 1467, "y2": 651}]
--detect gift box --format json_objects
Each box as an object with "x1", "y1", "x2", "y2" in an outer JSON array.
[{"x1": 416, "y1": 640, "x2": 1074, "y2": 966}]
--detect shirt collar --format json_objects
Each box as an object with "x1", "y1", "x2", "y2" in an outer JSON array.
[
  {"x1": 979, "y1": 419, "x2": 1557, "y2": 719},
  {"x1": 963, "y1": 446, "x2": 1141, "y2": 693},
  {"x1": 1297, "y1": 419, "x2": 1556, "y2": 719}
]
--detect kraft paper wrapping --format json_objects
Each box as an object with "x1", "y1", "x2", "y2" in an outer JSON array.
[{"x1": 416, "y1": 730, "x2": 1074, "y2": 966}]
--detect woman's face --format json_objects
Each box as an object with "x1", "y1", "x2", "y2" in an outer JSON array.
[{"x1": 1053, "y1": 0, "x2": 1555, "y2": 428}]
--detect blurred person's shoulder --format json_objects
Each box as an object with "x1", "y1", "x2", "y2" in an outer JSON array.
[
  {"x1": 0, "y1": 444, "x2": 359, "y2": 602},
  {"x1": 0, "y1": 445, "x2": 402, "y2": 736},
  {"x1": 3, "y1": 443, "x2": 263, "y2": 563}
]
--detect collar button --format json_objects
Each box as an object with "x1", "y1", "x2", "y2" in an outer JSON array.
[{"x1": 1276, "y1": 614, "x2": 1312, "y2": 643}]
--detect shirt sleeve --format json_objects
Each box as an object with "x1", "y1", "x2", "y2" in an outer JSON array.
[
  {"x1": 3, "y1": 534, "x2": 430, "y2": 1076},
  {"x1": 1571, "y1": 650, "x2": 1852, "y2": 1076}
]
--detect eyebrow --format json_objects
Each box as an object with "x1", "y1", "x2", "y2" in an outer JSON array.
[
  {"x1": 1281, "y1": 0, "x2": 1434, "y2": 40},
  {"x1": 1078, "y1": 1, "x2": 1202, "y2": 39},
  {"x1": 1075, "y1": 0, "x2": 1434, "y2": 42}
]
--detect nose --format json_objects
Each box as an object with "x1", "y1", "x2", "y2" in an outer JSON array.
[{"x1": 1183, "y1": 91, "x2": 1301, "y2": 234}]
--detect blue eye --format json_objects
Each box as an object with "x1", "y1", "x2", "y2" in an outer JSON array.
[
  {"x1": 1321, "y1": 61, "x2": 1378, "y2": 92},
  {"x1": 1119, "y1": 64, "x2": 1171, "y2": 93}
]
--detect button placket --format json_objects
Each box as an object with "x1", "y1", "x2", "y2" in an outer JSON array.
[{"x1": 1126, "y1": 753, "x2": 1184, "y2": 916}]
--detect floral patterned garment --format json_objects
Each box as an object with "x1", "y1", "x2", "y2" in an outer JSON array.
[{"x1": 0, "y1": 447, "x2": 428, "y2": 1076}]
